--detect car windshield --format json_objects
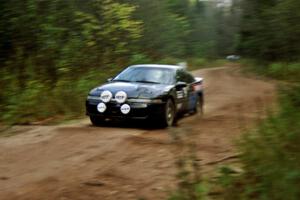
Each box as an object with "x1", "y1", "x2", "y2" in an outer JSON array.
[{"x1": 113, "y1": 67, "x2": 175, "y2": 85}]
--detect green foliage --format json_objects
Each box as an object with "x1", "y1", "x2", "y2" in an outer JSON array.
[
  {"x1": 0, "y1": 69, "x2": 114, "y2": 124},
  {"x1": 159, "y1": 57, "x2": 183, "y2": 65},
  {"x1": 243, "y1": 60, "x2": 300, "y2": 82},
  {"x1": 130, "y1": 53, "x2": 152, "y2": 65},
  {"x1": 0, "y1": 0, "x2": 142, "y2": 124},
  {"x1": 168, "y1": 183, "x2": 207, "y2": 200},
  {"x1": 239, "y1": 0, "x2": 300, "y2": 61},
  {"x1": 267, "y1": 63, "x2": 300, "y2": 81},
  {"x1": 187, "y1": 58, "x2": 228, "y2": 71}
]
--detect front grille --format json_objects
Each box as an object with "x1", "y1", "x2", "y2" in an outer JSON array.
[{"x1": 86, "y1": 101, "x2": 149, "y2": 118}]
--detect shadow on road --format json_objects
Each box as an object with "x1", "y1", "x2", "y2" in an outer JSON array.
[{"x1": 87, "y1": 119, "x2": 166, "y2": 130}]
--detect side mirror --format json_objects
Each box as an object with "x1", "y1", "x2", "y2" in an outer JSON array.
[
  {"x1": 194, "y1": 77, "x2": 203, "y2": 83},
  {"x1": 175, "y1": 81, "x2": 187, "y2": 90},
  {"x1": 107, "y1": 78, "x2": 112, "y2": 82},
  {"x1": 195, "y1": 77, "x2": 203, "y2": 82}
]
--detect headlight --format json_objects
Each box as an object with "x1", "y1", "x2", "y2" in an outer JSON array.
[
  {"x1": 100, "y1": 90, "x2": 112, "y2": 103},
  {"x1": 115, "y1": 91, "x2": 127, "y2": 103},
  {"x1": 127, "y1": 99, "x2": 163, "y2": 103}
]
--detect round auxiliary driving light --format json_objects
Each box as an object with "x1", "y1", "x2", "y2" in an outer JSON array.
[
  {"x1": 115, "y1": 91, "x2": 127, "y2": 103},
  {"x1": 100, "y1": 90, "x2": 112, "y2": 103},
  {"x1": 120, "y1": 104, "x2": 131, "y2": 114},
  {"x1": 97, "y1": 103, "x2": 107, "y2": 113}
]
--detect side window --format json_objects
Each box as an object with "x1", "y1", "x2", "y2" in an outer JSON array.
[
  {"x1": 176, "y1": 70, "x2": 185, "y2": 82},
  {"x1": 176, "y1": 70, "x2": 195, "y2": 84},
  {"x1": 185, "y1": 72, "x2": 195, "y2": 84},
  {"x1": 180, "y1": 71, "x2": 195, "y2": 84}
]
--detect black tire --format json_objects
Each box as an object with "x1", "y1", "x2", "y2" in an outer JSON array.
[
  {"x1": 160, "y1": 99, "x2": 176, "y2": 127},
  {"x1": 90, "y1": 116, "x2": 104, "y2": 126}
]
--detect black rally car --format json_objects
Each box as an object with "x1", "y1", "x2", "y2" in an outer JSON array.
[{"x1": 86, "y1": 64, "x2": 204, "y2": 127}]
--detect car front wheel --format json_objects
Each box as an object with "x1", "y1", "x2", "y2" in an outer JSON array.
[{"x1": 160, "y1": 99, "x2": 175, "y2": 127}]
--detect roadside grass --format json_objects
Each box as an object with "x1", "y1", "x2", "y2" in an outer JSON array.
[
  {"x1": 187, "y1": 58, "x2": 229, "y2": 71},
  {"x1": 241, "y1": 59, "x2": 300, "y2": 83},
  {"x1": 216, "y1": 61, "x2": 300, "y2": 199},
  {"x1": 219, "y1": 85, "x2": 300, "y2": 200},
  {"x1": 156, "y1": 57, "x2": 230, "y2": 71},
  {"x1": 0, "y1": 65, "x2": 125, "y2": 125}
]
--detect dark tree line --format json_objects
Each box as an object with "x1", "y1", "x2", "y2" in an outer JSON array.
[
  {"x1": 239, "y1": 0, "x2": 300, "y2": 61},
  {"x1": 0, "y1": 0, "x2": 238, "y2": 86}
]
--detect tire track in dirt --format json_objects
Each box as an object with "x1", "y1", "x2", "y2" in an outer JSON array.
[{"x1": 0, "y1": 65, "x2": 276, "y2": 200}]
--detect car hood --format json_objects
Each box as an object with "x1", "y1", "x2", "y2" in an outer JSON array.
[{"x1": 89, "y1": 81, "x2": 172, "y2": 99}]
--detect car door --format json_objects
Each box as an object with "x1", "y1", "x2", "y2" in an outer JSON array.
[
  {"x1": 183, "y1": 71, "x2": 198, "y2": 111},
  {"x1": 175, "y1": 69, "x2": 190, "y2": 112}
]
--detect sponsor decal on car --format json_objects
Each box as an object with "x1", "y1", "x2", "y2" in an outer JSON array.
[
  {"x1": 176, "y1": 91, "x2": 184, "y2": 99},
  {"x1": 176, "y1": 87, "x2": 188, "y2": 99}
]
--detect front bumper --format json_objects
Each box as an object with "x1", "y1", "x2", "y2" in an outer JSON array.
[{"x1": 86, "y1": 99, "x2": 165, "y2": 120}]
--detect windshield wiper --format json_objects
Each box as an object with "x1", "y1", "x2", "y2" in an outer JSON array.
[
  {"x1": 135, "y1": 80, "x2": 160, "y2": 84},
  {"x1": 112, "y1": 79, "x2": 131, "y2": 82}
]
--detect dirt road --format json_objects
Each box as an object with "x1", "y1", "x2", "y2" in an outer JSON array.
[{"x1": 0, "y1": 65, "x2": 276, "y2": 200}]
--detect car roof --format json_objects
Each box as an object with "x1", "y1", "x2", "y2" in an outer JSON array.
[{"x1": 129, "y1": 64, "x2": 184, "y2": 70}]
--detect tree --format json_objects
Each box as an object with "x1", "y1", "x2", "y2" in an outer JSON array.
[{"x1": 238, "y1": 0, "x2": 300, "y2": 61}]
